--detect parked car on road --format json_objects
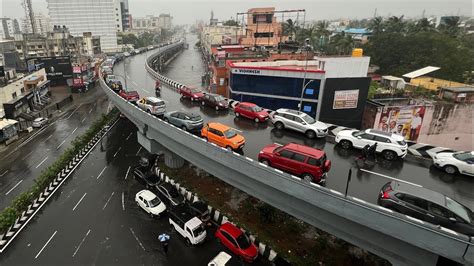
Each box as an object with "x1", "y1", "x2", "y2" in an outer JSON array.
[
  {"x1": 433, "y1": 151, "x2": 474, "y2": 176},
  {"x1": 258, "y1": 143, "x2": 331, "y2": 185},
  {"x1": 156, "y1": 182, "x2": 185, "y2": 206},
  {"x1": 105, "y1": 74, "x2": 118, "y2": 84},
  {"x1": 169, "y1": 204, "x2": 207, "y2": 245},
  {"x1": 109, "y1": 80, "x2": 123, "y2": 93},
  {"x1": 135, "y1": 189, "x2": 166, "y2": 218},
  {"x1": 137, "y1": 97, "x2": 166, "y2": 116},
  {"x1": 179, "y1": 86, "x2": 204, "y2": 101},
  {"x1": 201, "y1": 122, "x2": 245, "y2": 151},
  {"x1": 119, "y1": 90, "x2": 140, "y2": 102},
  {"x1": 215, "y1": 222, "x2": 258, "y2": 263},
  {"x1": 133, "y1": 166, "x2": 160, "y2": 188},
  {"x1": 201, "y1": 94, "x2": 229, "y2": 110},
  {"x1": 32, "y1": 117, "x2": 48, "y2": 128},
  {"x1": 234, "y1": 102, "x2": 269, "y2": 123},
  {"x1": 378, "y1": 181, "x2": 474, "y2": 236},
  {"x1": 163, "y1": 111, "x2": 203, "y2": 132},
  {"x1": 335, "y1": 129, "x2": 408, "y2": 160},
  {"x1": 208, "y1": 251, "x2": 232, "y2": 266},
  {"x1": 271, "y1": 108, "x2": 328, "y2": 139}
]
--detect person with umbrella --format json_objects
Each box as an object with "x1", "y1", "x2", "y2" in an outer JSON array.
[{"x1": 159, "y1": 233, "x2": 170, "y2": 255}]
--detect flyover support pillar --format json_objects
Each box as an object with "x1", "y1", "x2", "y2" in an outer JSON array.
[
  {"x1": 163, "y1": 150, "x2": 184, "y2": 169},
  {"x1": 137, "y1": 130, "x2": 184, "y2": 169}
]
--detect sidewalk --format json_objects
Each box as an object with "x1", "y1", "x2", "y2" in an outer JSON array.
[{"x1": 0, "y1": 84, "x2": 108, "y2": 155}]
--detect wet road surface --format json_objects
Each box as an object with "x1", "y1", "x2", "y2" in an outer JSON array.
[{"x1": 113, "y1": 34, "x2": 474, "y2": 208}]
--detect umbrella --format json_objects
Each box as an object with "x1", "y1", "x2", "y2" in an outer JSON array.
[{"x1": 158, "y1": 233, "x2": 170, "y2": 242}]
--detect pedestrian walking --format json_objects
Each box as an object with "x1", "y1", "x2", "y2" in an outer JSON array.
[{"x1": 159, "y1": 233, "x2": 170, "y2": 255}]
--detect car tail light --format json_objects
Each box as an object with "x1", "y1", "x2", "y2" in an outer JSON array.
[
  {"x1": 323, "y1": 160, "x2": 331, "y2": 172},
  {"x1": 381, "y1": 184, "x2": 392, "y2": 199}
]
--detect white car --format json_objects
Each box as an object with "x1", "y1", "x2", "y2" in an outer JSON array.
[
  {"x1": 137, "y1": 97, "x2": 166, "y2": 116},
  {"x1": 433, "y1": 151, "x2": 474, "y2": 176},
  {"x1": 271, "y1": 108, "x2": 328, "y2": 138},
  {"x1": 208, "y1": 251, "x2": 232, "y2": 266},
  {"x1": 32, "y1": 117, "x2": 48, "y2": 128},
  {"x1": 135, "y1": 190, "x2": 167, "y2": 218},
  {"x1": 105, "y1": 74, "x2": 118, "y2": 84},
  {"x1": 335, "y1": 129, "x2": 408, "y2": 160}
]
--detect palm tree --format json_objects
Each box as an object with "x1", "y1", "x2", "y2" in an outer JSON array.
[
  {"x1": 315, "y1": 21, "x2": 330, "y2": 38},
  {"x1": 282, "y1": 19, "x2": 299, "y2": 40},
  {"x1": 368, "y1": 16, "x2": 383, "y2": 35},
  {"x1": 384, "y1": 15, "x2": 406, "y2": 33},
  {"x1": 328, "y1": 32, "x2": 355, "y2": 55},
  {"x1": 296, "y1": 24, "x2": 319, "y2": 48}
]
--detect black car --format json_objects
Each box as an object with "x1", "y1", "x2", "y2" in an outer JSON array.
[
  {"x1": 156, "y1": 182, "x2": 185, "y2": 206},
  {"x1": 138, "y1": 154, "x2": 159, "y2": 170},
  {"x1": 378, "y1": 181, "x2": 474, "y2": 236},
  {"x1": 186, "y1": 201, "x2": 211, "y2": 225},
  {"x1": 201, "y1": 94, "x2": 229, "y2": 110},
  {"x1": 133, "y1": 166, "x2": 160, "y2": 188}
]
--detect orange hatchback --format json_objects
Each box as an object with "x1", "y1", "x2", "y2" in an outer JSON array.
[{"x1": 201, "y1": 122, "x2": 245, "y2": 151}]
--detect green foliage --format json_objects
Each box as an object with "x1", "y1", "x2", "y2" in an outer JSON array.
[
  {"x1": 257, "y1": 203, "x2": 277, "y2": 224},
  {"x1": 367, "y1": 81, "x2": 379, "y2": 99},
  {"x1": 223, "y1": 20, "x2": 239, "y2": 27},
  {"x1": 0, "y1": 110, "x2": 118, "y2": 234},
  {"x1": 122, "y1": 32, "x2": 159, "y2": 48}
]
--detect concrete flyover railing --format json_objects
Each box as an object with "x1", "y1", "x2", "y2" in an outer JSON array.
[{"x1": 102, "y1": 42, "x2": 474, "y2": 265}]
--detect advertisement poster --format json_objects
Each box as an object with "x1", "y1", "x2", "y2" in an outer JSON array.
[
  {"x1": 333, "y1": 89, "x2": 359, "y2": 109},
  {"x1": 376, "y1": 106, "x2": 426, "y2": 141}
]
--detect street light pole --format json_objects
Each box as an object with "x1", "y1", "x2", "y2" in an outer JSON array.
[{"x1": 298, "y1": 38, "x2": 311, "y2": 112}]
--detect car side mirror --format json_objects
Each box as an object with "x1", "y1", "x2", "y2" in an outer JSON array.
[{"x1": 449, "y1": 217, "x2": 457, "y2": 223}]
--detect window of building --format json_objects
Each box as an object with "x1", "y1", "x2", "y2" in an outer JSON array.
[
  {"x1": 38, "y1": 45, "x2": 42, "y2": 49},
  {"x1": 254, "y1": 32, "x2": 274, "y2": 38},
  {"x1": 11, "y1": 92, "x2": 17, "y2": 99},
  {"x1": 21, "y1": 88, "x2": 25, "y2": 94}
]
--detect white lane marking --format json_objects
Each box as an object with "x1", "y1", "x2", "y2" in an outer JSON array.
[
  {"x1": 125, "y1": 132, "x2": 133, "y2": 140},
  {"x1": 359, "y1": 169, "x2": 423, "y2": 187},
  {"x1": 5, "y1": 180, "x2": 23, "y2": 195},
  {"x1": 102, "y1": 192, "x2": 115, "y2": 210},
  {"x1": 66, "y1": 104, "x2": 83, "y2": 119},
  {"x1": 72, "y1": 193, "x2": 87, "y2": 211},
  {"x1": 125, "y1": 166, "x2": 131, "y2": 180},
  {"x1": 129, "y1": 228, "x2": 146, "y2": 251},
  {"x1": 72, "y1": 229, "x2": 91, "y2": 257},
  {"x1": 0, "y1": 170, "x2": 8, "y2": 177},
  {"x1": 132, "y1": 80, "x2": 139, "y2": 86},
  {"x1": 135, "y1": 147, "x2": 142, "y2": 156},
  {"x1": 96, "y1": 166, "x2": 107, "y2": 180},
  {"x1": 81, "y1": 117, "x2": 86, "y2": 123},
  {"x1": 24, "y1": 150, "x2": 35, "y2": 158},
  {"x1": 142, "y1": 88, "x2": 150, "y2": 93},
  {"x1": 122, "y1": 192, "x2": 125, "y2": 211},
  {"x1": 35, "y1": 230, "x2": 57, "y2": 259},
  {"x1": 45, "y1": 134, "x2": 53, "y2": 141},
  {"x1": 56, "y1": 139, "x2": 67, "y2": 150},
  {"x1": 113, "y1": 147, "x2": 122, "y2": 157},
  {"x1": 88, "y1": 108, "x2": 93, "y2": 114},
  {"x1": 35, "y1": 157, "x2": 49, "y2": 169},
  {"x1": 71, "y1": 127, "x2": 78, "y2": 135}
]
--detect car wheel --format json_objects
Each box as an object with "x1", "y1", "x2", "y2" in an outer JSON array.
[
  {"x1": 302, "y1": 173, "x2": 313, "y2": 182},
  {"x1": 226, "y1": 146, "x2": 233, "y2": 152},
  {"x1": 186, "y1": 238, "x2": 191, "y2": 246},
  {"x1": 146, "y1": 109, "x2": 151, "y2": 114},
  {"x1": 150, "y1": 212, "x2": 154, "y2": 218},
  {"x1": 254, "y1": 117, "x2": 260, "y2": 123},
  {"x1": 443, "y1": 165, "x2": 458, "y2": 175},
  {"x1": 215, "y1": 106, "x2": 219, "y2": 111},
  {"x1": 181, "y1": 125, "x2": 187, "y2": 131},
  {"x1": 382, "y1": 150, "x2": 397, "y2": 161},
  {"x1": 305, "y1": 130, "x2": 316, "y2": 139},
  {"x1": 259, "y1": 159, "x2": 270, "y2": 166},
  {"x1": 340, "y1": 140, "x2": 352, "y2": 149},
  {"x1": 274, "y1": 121, "x2": 284, "y2": 130},
  {"x1": 235, "y1": 112, "x2": 240, "y2": 117},
  {"x1": 201, "y1": 101, "x2": 205, "y2": 106},
  {"x1": 163, "y1": 118, "x2": 169, "y2": 123}
]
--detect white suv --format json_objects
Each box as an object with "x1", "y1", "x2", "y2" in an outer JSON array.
[
  {"x1": 137, "y1": 97, "x2": 166, "y2": 116},
  {"x1": 335, "y1": 129, "x2": 408, "y2": 160},
  {"x1": 433, "y1": 151, "x2": 474, "y2": 176},
  {"x1": 271, "y1": 108, "x2": 328, "y2": 138}
]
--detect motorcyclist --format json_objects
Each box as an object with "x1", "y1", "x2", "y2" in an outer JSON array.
[{"x1": 368, "y1": 142, "x2": 378, "y2": 161}]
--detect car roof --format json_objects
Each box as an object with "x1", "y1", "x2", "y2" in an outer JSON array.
[
  {"x1": 34, "y1": 117, "x2": 44, "y2": 121},
  {"x1": 367, "y1": 129, "x2": 393, "y2": 137},
  {"x1": 145, "y1": 97, "x2": 163, "y2": 103},
  {"x1": 238, "y1": 102, "x2": 257, "y2": 107},
  {"x1": 283, "y1": 143, "x2": 325, "y2": 158},
  {"x1": 137, "y1": 190, "x2": 157, "y2": 201},
  {"x1": 390, "y1": 181, "x2": 446, "y2": 206},
  {"x1": 220, "y1": 222, "x2": 243, "y2": 238},
  {"x1": 208, "y1": 122, "x2": 230, "y2": 131},
  {"x1": 160, "y1": 182, "x2": 175, "y2": 190},
  {"x1": 276, "y1": 108, "x2": 305, "y2": 117}
]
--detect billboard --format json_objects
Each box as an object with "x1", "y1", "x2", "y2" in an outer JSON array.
[
  {"x1": 376, "y1": 106, "x2": 426, "y2": 141},
  {"x1": 26, "y1": 56, "x2": 72, "y2": 85},
  {"x1": 333, "y1": 89, "x2": 359, "y2": 109}
]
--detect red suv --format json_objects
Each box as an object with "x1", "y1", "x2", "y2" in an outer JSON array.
[
  {"x1": 215, "y1": 223, "x2": 258, "y2": 263},
  {"x1": 234, "y1": 102, "x2": 269, "y2": 123},
  {"x1": 258, "y1": 143, "x2": 331, "y2": 185},
  {"x1": 179, "y1": 86, "x2": 204, "y2": 101},
  {"x1": 119, "y1": 90, "x2": 140, "y2": 102}
]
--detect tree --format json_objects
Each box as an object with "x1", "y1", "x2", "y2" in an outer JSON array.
[
  {"x1": 223, "y1": 20, "x2": 239, "y2": 27},
  {"x1": 368, "y1": 16, "x2": 383, "y2": 35},
  {"x1": 328, "y1": 32, "x2": 355, "y2": 55},
  {"x1": 122, "y1": 33, "x2": 139, "y2": 48},
  {"x1": 282, "y1": 19, "x2": 299, "y2": 40},
  {"x1": 438, "y1": 16, "x2": 462, "y2": 37},
  {"x1": 296, "y1": 24, "x2": 319, "y2": 48},
  {"x1": 384, "y1": 15, "x2": 406, "y2": 33}
]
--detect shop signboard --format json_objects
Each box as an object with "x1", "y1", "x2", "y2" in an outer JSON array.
[
  {"x1": 333, "y1": 89, "x2": 359, "y2": 109},
  {"x1": 73, "y1": 66, "x2": 82, "y2": 74}
]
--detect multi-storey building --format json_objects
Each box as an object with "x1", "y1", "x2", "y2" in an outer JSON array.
[
  {"x1": 158, "y1": 14, "x2": 172, "y2": 30},
  {"x1": 240, "y1": 7, "x2": 288, "y2": 47},
  {"x1": 0, "y1": 18, "x2": 21, "y2": 40},
  {"x1": 47, "y1": 0, "x2": 123, "y2": 53},
  {"x1": 21, "y1": 12, "x2": 51, "y2": 35},
  {"x1": 120, "y1": 0, "x2": 130, "y2": 31}
]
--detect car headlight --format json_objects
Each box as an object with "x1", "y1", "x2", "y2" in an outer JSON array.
[{"x1": 437, "y1": 159, "x2": 446, "y2": 163}]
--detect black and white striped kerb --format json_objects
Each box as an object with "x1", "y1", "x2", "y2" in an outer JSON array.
[
  {"x1": 0, "y1": 118, "x2": 118, "y2": 253},
  {"x1": 154, "y1": 168, "x2": 282, "y2": 263}
]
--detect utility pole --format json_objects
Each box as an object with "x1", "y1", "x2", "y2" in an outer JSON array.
[{"x1": 298, "y1": 38, "x2": 310, "y2": 112}]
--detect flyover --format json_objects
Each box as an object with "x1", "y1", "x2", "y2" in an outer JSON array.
[{"x1": 101, "y1": 41, "x2": 474, "y2": 265}]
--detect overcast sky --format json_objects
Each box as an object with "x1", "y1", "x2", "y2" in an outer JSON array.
[{"x1": 2, "y1": 0, "x2": 472, "y2": 24}]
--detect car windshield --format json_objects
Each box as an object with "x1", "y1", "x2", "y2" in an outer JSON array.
[
  {"x1": 397, "y1": 140, "x2": 407, "y2": 146},
  {"x1": 215, "y1": 95, "x2": 225, "y2": 102},
  {"x1": 453, "y1": 151, "x2": 472, "y2": 161},
  {"x1": 236, "y1": 233, "x2": 251, "y2": 249},
  {"x1": 192, "y1": 225, "x2": 205, "y2": 237},
  {"x1": 352, "y1": 131, "x2": 365, "y2": 137},
  {"x1": 224, "y1": 129, "x2": 237, "y2": 139},
  {"x1": 152, "y1": 101, "x2": 165, "y2": 107},
  {"x1": 190, "y1": 88, "x2": 201, "y2": 93},
  {"x1": 189, "y1": 115, "x2": 201, "y2": 121},
  {"x1": 301, "y1": 114, "x2": 316, "y2": 124},
  {"x1": 446, "y1": 197, "x2": 471, "y2": 223},
  {"x1": 149, "y1": 197, "x2": 161, "y2": 207},
  {"x1": 168, "y1": 187, "x2": 179, "y2": 198},
  {"x1": 250, "y1": 106, "x2": 263, "y2": 112}
]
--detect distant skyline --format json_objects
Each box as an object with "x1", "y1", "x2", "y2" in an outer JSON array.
[{"x1": 2, "y1": 0, "x2": 473, "y2": 26}]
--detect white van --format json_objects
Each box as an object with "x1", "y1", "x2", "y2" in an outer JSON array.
[{"x1": 168, "y1": 205, "x2": 206, "y2": 245}]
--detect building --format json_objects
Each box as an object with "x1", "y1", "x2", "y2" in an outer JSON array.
[
  {"x1": 82, "y1": 32, "x2": 101, "y2": 56},
  {"x1": 120, "y1": 0, "x2": 130, "y2": 31},
  {"x1": 200, "y1": 25, "x2": 244, "y2": 55},
  {"x1": 0, "y1": 18, "x2": 21, "y2": 40},
  {"x1": 47, "y1": 0, "x2": 124, "y2": 53},
  {"x1": 335, "y1": 28, "x2": 372, "y2": 44},
  {"x1": 132, "y1": 14, "x2": 173, "y2": 31},
  {"x1": 0, "y1": 68, "x2": 50, "y2": 119},
  {"x1": 0, "y1": 39, "x2": 22, "y2": 69},
  {"x1": 228, "y1": 55, "x2": 371, "y2": 128},
  {"x1": 438, "y1": 86, "x2": 474, "y2": 103},
  {"x1": 239, "y1": 7, "x2": 288, "y2": 47},
  {"x1": 158, "y1": 14, "x2": 172, "y2": 30},
  {"x1": 21, "y1": 12, "x2": 51, "y2": 35},
  {"x1": 409, "y1": 76, "x2": 468, "y2": 91}
]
